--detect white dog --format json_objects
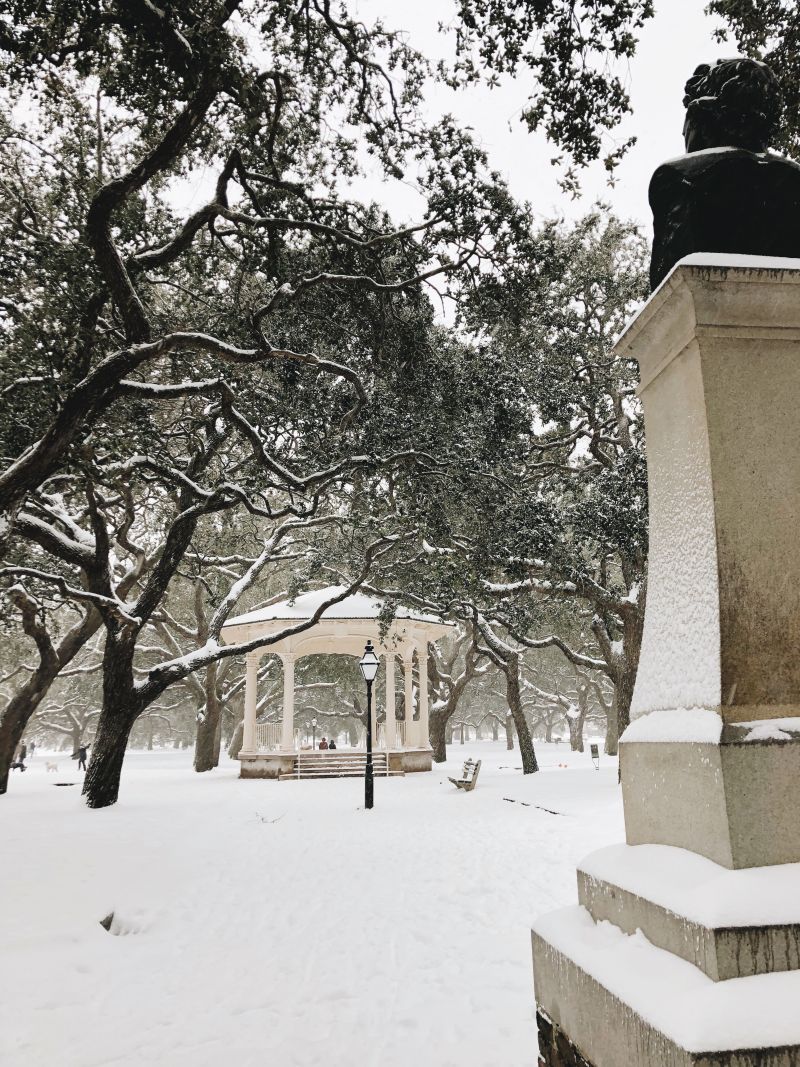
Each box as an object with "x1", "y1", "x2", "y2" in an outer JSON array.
[{"x1": 45, "y1": 761, "x2": 58, "y2": 773}]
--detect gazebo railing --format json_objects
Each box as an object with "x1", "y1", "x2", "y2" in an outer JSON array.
[
  {"x1": 377, "y1": 721, "x2": 406, "y2": 748},
  {"x1": 255, "y1": 722, "x2": 282, "y2": 752},
  {"x1": 258, "y1": 720, "x2": 408, "y2": 751}
]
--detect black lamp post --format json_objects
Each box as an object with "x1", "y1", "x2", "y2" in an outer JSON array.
[
  {"x1": 359, "y1": 640, "x2": 380, "y2": 810},
  {"x1": 311, "y1": 717, "x2": 317, "y2": 750}
]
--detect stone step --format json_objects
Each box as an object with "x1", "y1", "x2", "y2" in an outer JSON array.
[
  {"x1": 295, "y1": 759, "x2": 387, "y2": 768},
  {"x1": 577, "y1": 843, "x2": 800, "y2": 981},
  {"x1": 292, "y1": 768, "x2": 386, "y2": 776},
  {"x1": 279, "y1": 769, "x2": 403, "y2": 780},
  {"x1": 533, "y1": 904, "x2": 800, "y2": 1067},
  {"x1": 285, "y1": 750, "x2": 398, "y2": 781}
]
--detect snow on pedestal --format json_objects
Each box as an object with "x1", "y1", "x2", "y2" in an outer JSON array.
[{"x1": 533, "y1": 906, "x2": 800, "y2": 1060}]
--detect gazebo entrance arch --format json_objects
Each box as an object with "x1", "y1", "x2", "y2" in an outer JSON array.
[{"x1": 222, "y1": 586, "x2": 452, "y2": 779}]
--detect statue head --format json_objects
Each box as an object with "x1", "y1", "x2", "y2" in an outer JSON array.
[{"x1": 682, "y1": 57, "x2": 782, "y2": 154}]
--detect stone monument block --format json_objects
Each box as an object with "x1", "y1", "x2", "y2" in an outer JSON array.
[{"x1": 531, "y1": 259, "x2": 800, "y2": 1066}]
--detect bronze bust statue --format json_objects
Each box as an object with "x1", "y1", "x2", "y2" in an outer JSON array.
[{"x1": 649, "y1": 58, "x2": 800, "y2": 290}]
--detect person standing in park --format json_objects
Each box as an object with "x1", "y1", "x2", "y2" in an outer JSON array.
[{"x1": 73, "y1": 745, "x2": 89, "y2": 772}]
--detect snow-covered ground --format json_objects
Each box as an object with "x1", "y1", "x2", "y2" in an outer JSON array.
[{"x1": 0, "y1": 740, "x2": 622, "y2": 1067}]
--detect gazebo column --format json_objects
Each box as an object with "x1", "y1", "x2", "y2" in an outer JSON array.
[
  {"x1": 242, "y1": 651, "x2": 260, "y2": 753},
  {"x1": 417, "y1": 642, "x2": 430, "y2": 751},
  {"x1": 384, "y1": 653, "x2": 396, "y2": 751},
  {"x1": 280, "y1": 653, "x2": 296, "y2": 751},
  {"x1": 403, "y1": 651, "x2": 416, "y2": 748}
]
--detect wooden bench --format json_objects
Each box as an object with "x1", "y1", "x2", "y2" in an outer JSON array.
[{"x1": 448, "y1": 758, "x2": 481, "y2": 792}]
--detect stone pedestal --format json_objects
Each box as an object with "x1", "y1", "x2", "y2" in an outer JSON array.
[{"x1": 531, "y1": 257, "x2": 800, "y2": 1066}]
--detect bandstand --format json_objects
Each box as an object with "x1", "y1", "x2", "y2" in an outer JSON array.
[{"x1": 221, "y1": 586, "x2": 452, "y2": 779}]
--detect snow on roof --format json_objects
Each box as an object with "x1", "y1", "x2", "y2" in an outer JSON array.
[{"x1": 223, "y1": 585, "x2": 443, "y2": 627}]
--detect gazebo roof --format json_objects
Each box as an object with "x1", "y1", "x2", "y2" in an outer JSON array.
[{"x1": 223, "y1": 585, "x2": 443, "y2": 628}]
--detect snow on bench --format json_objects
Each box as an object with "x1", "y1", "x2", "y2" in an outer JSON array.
[{"x1": 448, "y1": 758, "x2": 481, "y2": 792}]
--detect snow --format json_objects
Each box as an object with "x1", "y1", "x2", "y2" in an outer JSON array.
[
  {"x1": 578, "y1": 843, "x2": 800, "y2": 928},
  {"x1": 737, "y1": 717, "x2": 800, "y2": 742},
  {"x1": 224, "y1": 584, "x2": 443, "y2": 626},
  {"x1": 0, "y1": 741, "x2": 622, "y2": 1067},
  {"x1": 534, "y1": 906, "x2": 800, "y2": 1053},
  {"x1": 620, "y1": 707, "x2": 722, "y2": 744},
  {"x1": 676, "y1": 251, "x2": 800, "y2": 273},
  {"x1": 619, "y1": 583, "x2": 640, "y2": 605},
  {"x1": 620, "y1": 252, "x2": 800, "y2": 343}
]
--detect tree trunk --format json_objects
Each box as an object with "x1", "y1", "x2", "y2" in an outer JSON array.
[
  {"x1": 0, "y1": 611, "x2": 99, "y2": 794},
  {"x1": 567, "y1": 713, "x2": 585, "y2": 752},
  {"x1": 505, "y1": 659, "x2": 538, "y2": 773},
  {"x1": 604, "y1": 694, "x2": 620, "y2": 755},
  {"x1": 83, "y1": 702, "x2": 137, "y2": 808},
  {"x1": 614, "y1": 656, "x2": 637, "y2": 743},
  {"x1": 82, "y1": 630, "x2": 139, "y2": 809},
  {"x1": 0, "y1": 672, "x2": 65, "y2": 792},
  {"x1": 545, "y1": 719, "x2": 553, "y2": 743},
  {"x1": 429, "y1": 709, "x2": 448, "y2": 763},
  {"x1": 505, "y1": 712, "x2": 514, "y2": 750},
  {"x1": 194, "y1": 665, "x2": 222, "y2": 772},
  {"x1": 0, "y1": 695, "x2": 34, "y2": 795},
  {"x1": 194, "y1": 710, "x2": 219, "y2": 771},
  {"x1": 427, "y1": 662, "x2": 475, "y2": 764},
  {"x1": 227, "y1": 718, "x2": 244, "y2": 759},
  {"x1": 491, "y1": 719, "x2": 498, "y2": 741},
  {"x1": 460, "y1": 722, "x2": 465, "y2": 744}
]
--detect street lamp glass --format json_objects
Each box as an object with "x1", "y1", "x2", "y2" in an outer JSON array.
[{"x1": 359, "y1": 640, "x2": 380, "y2": 683}]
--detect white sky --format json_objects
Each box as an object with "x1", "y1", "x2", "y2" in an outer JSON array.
[
  {"x1": 175, "y1": 1, "x2": 731, "y2": 238},
  {"x1": 348, "y1": 0, "x2": 730, "y2": 234}
]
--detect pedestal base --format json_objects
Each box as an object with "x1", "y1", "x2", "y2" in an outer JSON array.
[
  {"x1": 537, "y1": 1010, "x2": 594, "y2": 1067},
  {"x1": 532, "y1": 845, "x2": 800, "y2": 1067},
  {"x1": 532, "y1": 259, "x2": 800, "y2": 1066},
  {"x1": 621, "y1": 720, "x2": 800, "y2": 868},
  {"x1": 577, "y1": 843, "x2": 800, "y2": 980}
]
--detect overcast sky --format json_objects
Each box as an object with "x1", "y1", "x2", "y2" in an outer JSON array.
[
  {"x1": 174, "y1": 1, "x2": 731, "y2": 238},
  {"x1": 346, "y1": 0, "x2": 731, "y2": 236}
]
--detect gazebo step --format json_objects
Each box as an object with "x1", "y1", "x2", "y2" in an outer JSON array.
[
  {"x1": 293, "y1": 764, "x2": 390, "y2": 773},
  {"x1": 279, "y1": 769, "x2": 404, "y2": 780},
  {"x1": 287, "y1": 749, "x2": 394, "y2": 781}
]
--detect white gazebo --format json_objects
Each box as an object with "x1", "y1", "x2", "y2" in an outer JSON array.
[{"x1": 222, "y1": 586, "x2": 452, "y2": 779}]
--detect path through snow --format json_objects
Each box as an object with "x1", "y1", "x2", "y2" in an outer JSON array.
[{"x1": 0, "y1": 741, "x2": 622, "y2": 1066}]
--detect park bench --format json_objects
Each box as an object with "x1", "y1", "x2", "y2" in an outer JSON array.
[{"x1": 448, "y1": 758, "x2": 481, "y2": 792}]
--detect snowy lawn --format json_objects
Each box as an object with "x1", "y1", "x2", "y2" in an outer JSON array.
[{"x1": 0, "y1": 741, "x2": 622, "y2": 1067}]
